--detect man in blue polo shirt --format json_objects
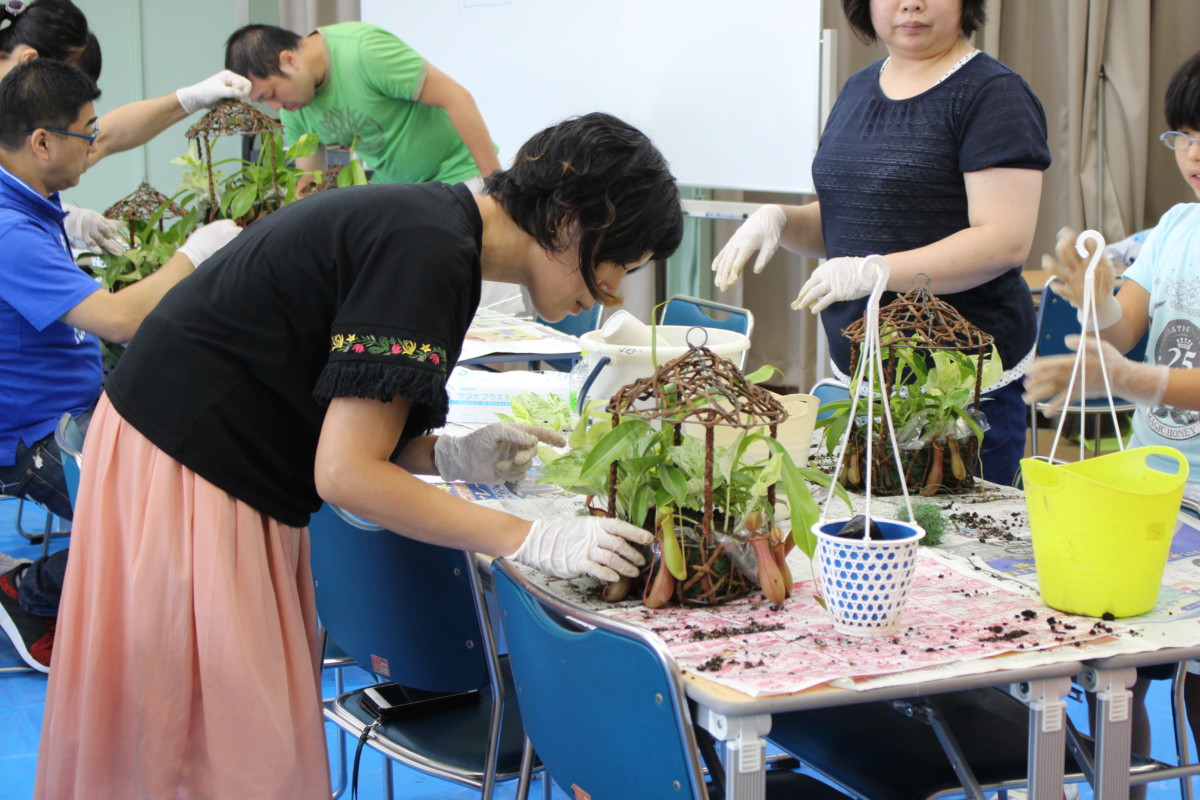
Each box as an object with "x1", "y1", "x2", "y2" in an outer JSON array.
[{"x1": 0, "y1": 60, "x2": 239, "y2": 671}]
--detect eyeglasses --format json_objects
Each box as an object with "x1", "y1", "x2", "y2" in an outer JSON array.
[
  {"x1": 24, "y1": 125, "x2": 100, "y2": 146},
  {"x1": 1160, "y1": 131, "x2": 1200, "y2": 151}
]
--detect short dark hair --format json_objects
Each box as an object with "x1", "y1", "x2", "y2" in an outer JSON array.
[
  {"x1": 225, "y1": 24, "x2": 302, "y2": 79},
  {"x1": 0, "y1": 59, "x2": 100, "y2": 150},
  {"x1": 483, "y1": 112, "x2": 684, "y2": 306},
  {"x1": 77, "y1": 30, "x2": 101, "y2": 81},
  {"x1": 840, "y1": 0, "x2": 987, "y2": 45},
  {"x1": 1165, "y1": 50, "x2": 1200, "y2": 132},
  {"x1": 0, "y1": 0, "x2": 94, "y2": 72}
]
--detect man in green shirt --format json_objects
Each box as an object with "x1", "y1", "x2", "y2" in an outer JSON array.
[{"x1": 225, "y1": 22, "x2": 500, "y2": 193}]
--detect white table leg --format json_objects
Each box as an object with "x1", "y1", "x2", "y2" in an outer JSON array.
[
  {"x1": 693, "y1": 706, "x2": 771, "y2": 800},
  {"x1": 1080, "y1": 665, "x2": 1138, "y2": 800},
  {"x1": 1012, "y1": 675, "x2": 1072, "y2": 800}
]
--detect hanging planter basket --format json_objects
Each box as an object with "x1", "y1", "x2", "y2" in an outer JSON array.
[
  {"x1": 837, "y1": 277, "x2": 995, "y2": 496},
  {"x1": 603, "y1": 337, "x2": 790, "y2": 607},
  {"x1": 102, "y1": 181, "x2": 189, "y2": 246},
  {"x1": 815, "y1": 256, "x2": 926, "y2": 636},
  {"x1": 185, "y1": 99, "x2": 284, "y2": 223}
]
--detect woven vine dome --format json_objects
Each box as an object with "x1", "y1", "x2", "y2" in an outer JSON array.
[
  {"x1": 606, "y1": 343, "x2": 787, "y2": 429},
  {"x1": 102, "y1": 181, "x2": 187, "y2": 221},
  {"x1": 185, "y1": 99, "x2": 282, "y2": 139},
  {"x1": 841, "y1": 280, "x2": 995, "y2": 354}
]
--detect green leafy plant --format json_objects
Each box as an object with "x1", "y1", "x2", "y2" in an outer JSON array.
[
  {"x1": 817, "y1": 341, "x2": 1001, "y2": 495},
  {"x1": 320, "y1": 133, "x2": 371, "y2": 190},
  {"x1": 174, "y1": 131, "x2": 331, "y2": 226},
  {"x1": 497, "y1": 390, "x2": 573, "y2": 432},
  {"x1": 77, "y1": 203, "x2": 202, "y2": 371},
  {"x1": 82, "y1": 205, "x2": 201, "y2": 292},
  {"x1": 537, "y1": 389, "x2": 850, "y2": 606}
]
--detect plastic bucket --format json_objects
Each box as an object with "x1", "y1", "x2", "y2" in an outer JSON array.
[
  {"x1": 576, "y1": 325, "x2": 750, "y2": 408},
  {"x1": 813, "y1": 518, "x2": 925, "y2": 637},
  {"x1": 1020, "y1": 446, "x2": 1188, "y2": 618}
]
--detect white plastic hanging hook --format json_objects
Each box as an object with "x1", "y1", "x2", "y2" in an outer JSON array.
[
  {"x1": 821, "y1": 254, "x2": 915, "y2": 528},
  {"x1": 862, "y1": 254, "x2": 890, "y2": 309},
  {"x1": 1075, "y1": 229, "x2": 1107, "y2": 326},
  {"x1": 1048, "y1": 230, "x2": 1123, "y2": 462}
]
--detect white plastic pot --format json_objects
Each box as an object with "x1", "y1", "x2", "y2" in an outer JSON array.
[{"x1": 575, "y1": 325, "x2": 750, "y2": 410}]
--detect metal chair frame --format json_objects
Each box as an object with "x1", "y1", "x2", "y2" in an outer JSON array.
[{"x1": 310, "y1": 504, "x2": 534, "y2": 800}]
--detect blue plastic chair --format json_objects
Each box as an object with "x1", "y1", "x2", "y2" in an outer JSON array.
[
  {"x1": 660, "y1": 294, "x2": 754, "y2": 339},
  {"x1": 14, "y1": 415, "x2": 80, "y2": 559},
  {"x1": 309, "y1": 504, "x2": 532, "y2": 799},
  {"x1": 491, "y1": 559, "x2": 848, "y2": 800},
  {"x1": 1029, "y1": 285, "x2": 1149, "y2": 458},
  {"x1": 54, "y1": 413, "x2": 83, "y2": 508},
  {"x1": 532, "y1": 305, "x2": 601, "y2": 371},
  {"x1": 809, "y1": 379, "x2": 850, "y2": 422}
]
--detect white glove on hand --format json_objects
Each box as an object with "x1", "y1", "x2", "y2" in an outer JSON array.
[
  {"x1": 176, "y1": 70, "x2": 252, "y2": 115},
  {"x1": 791, "y1": 256, "x2": 885, "y2": 314},
  {"x1": 176, "y1": 220, "x2": 241, "y2": 268},
  {"x1": 434, "y1": 423, "x2": 567, "y2": 484},
  {"x1": 510, "y1": 517, "x2": 652, "y2": 582},
  {"x1": 1042, "y1": 226, "x2": 1121, "y2": 331},
  {"x1": 711, "y1": 204, "x2": 787, "y2": 291},
  {"x1": 1023, "y1": 334, "x2": 1169, "y2": 413},
  {"x1": 62, "y1": 203, "x2": 125, "y2": 255}
]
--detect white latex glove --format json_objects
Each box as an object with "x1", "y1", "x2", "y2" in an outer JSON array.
[
  {"x1": 711, "y1": 204, "x2": 787, "y2": 291},
  {"x1": 176, "y1": 220, "x2": 241, "y2": 268},
  {"x1": 1042, "y1": 226, "x2": 1121, "y2": 331},
  {"x1": 509, "y1": 516, "x2": 652, "y2": 582},
  {"x1": 791, "y1": 256, "x2": 885, "y2": 314},
  {"x1": 1023, "y1": 334, "x2": 1169, "y2": 414},
  {"x1": 62, "y1": 203, "x2": 125, "y2": 255},
  {"x1": 434, "y1": 423, "x2": 567, "y2": 484},
  {"x1": 176, "y1": 70, "x2": 252, "y2": 115}
]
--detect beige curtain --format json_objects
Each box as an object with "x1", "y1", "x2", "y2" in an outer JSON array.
[
  {"x1": 277, "y1": 0, "x2": 359, "y2": 34},
  {"x1": 986, "y1": 0, "x2": 1200, "y2": 270},
  {"x1": 987, "y1": 1, "x2": 1143, "y2": 268}
]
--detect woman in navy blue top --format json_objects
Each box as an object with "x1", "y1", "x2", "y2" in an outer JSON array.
[{"x1": 712, "y1": 0, "x2": 1050, "y2": 487}]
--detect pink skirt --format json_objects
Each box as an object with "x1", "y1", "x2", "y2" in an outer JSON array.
[{"x1": 35, "y1": 395, "x2": 331, "y2": 800}]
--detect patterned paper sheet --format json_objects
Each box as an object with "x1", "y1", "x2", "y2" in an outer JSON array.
[
  {"x1": 601, "y1": 552, "x2": 1125, "y2": 698},
  {"x1": 459, "y1": 311, "x2": 579, "y2": 362},
  {"x1": 461, "y1": 470, "x2": 1178, "y2": 698}
]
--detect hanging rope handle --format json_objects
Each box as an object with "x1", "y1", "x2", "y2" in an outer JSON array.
[
  {"x1": 820, "y1": 255, "x2": 915, "y2": 529},
  {"x1": 1048, "y1": 230, "x2": 1126, "y2": 463}
]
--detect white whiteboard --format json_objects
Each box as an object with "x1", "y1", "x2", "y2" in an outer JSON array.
[{"x1": 361, "y1": 0, "x2": 823, "y2": 193}]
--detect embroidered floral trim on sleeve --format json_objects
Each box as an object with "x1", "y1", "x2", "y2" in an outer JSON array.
[{"x1": 330, "y1": 333, "x2": 445, "y2": 367}]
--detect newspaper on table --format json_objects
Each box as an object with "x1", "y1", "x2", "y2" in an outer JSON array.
[
  {"x1": 468, "y1": 474, "x2": 1200, "y2": 698},
  {"x1": 459, "y1": 310, "x2": 581, "y2": 363}
]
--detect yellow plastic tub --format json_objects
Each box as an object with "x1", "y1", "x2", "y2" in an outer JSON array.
[{"x1": 1020, "y1": 446, "x2": 1188, "y2": 618}]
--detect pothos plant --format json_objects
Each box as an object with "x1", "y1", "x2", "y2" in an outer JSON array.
[
  {"x1": 78, "y1": 202, "x2": 202, "y2": 371},
  {"x1": 817, "y1": 340, "x2": 1001, "y2": 496},
  {"x1": 173, "y1": 131, "x2": 335, "y2": 226},
  {"x1": 537, "y1": 366, "x2": 851, "y2": 608}
]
